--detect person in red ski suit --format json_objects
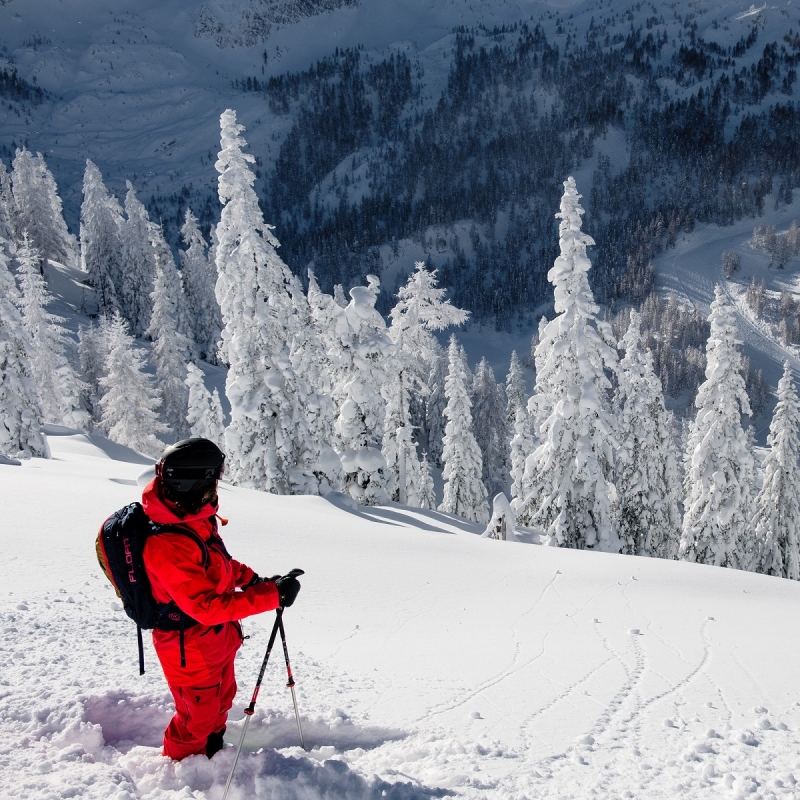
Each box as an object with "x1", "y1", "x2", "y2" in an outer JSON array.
[{"x1": 141, "y1": 438, "x2": 301, "y2": 761}]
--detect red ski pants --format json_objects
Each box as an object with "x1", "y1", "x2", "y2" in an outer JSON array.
[{"x1": 162, "y1": 657, "x2": 237, "y2": 760}]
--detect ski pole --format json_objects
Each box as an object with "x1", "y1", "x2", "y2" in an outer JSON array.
[
  {"x1": 221, "y1": 569, "x2": 305, "y2": 800},
  {"x1": 278, "y1": 608, "x2": 306, "y2": 750},
  {"x1": 221, "y1": 610, "x2": 282, "y2": 800}
]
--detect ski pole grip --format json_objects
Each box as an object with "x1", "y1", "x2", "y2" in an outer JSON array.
[{"x1": 284, "y1": 568, "x2": 304, "y2": 579}]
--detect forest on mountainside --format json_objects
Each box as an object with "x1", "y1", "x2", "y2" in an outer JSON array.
[{"x1": 221, "y1": 11, "x2": 800, "y2": 326}]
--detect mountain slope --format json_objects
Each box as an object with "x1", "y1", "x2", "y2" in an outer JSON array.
[
  {"x1": 2, "y1": 430, "x2": 800, "y2": 798},
  {"x1": 4, "y1": 0, "x2": 800, "y2": 321}
]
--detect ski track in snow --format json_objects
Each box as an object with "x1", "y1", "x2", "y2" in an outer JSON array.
[{"x1": 420, "y1": 569, "x2": 560, "y2": 722}]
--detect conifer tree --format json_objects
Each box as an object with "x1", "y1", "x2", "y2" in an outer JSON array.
[
  {"x1": 418, "y1": 452, "x2": 437, "y2": 510},
  {"x1": 516, "y1": 177, "x2": 620, "y2": 552},
  {"x1": 287, "y1": 272, "x2": 336, "y2": 447},
  {"x1": 471, "y1": 358, "x2": 509, "y2": 497},
  {"x1": 509, "y1": 405, "x2": 534, "y2": 509},
  {"x1": 78, "y1": 319, "x2": 112, "y2": 424},
  {"x1": 754, "y1": 363, "x2": 800, "y2": 579},
  {"x1": 0, "y1": 246, "x2": 48, "y2": 458},
  {"x1": 120, "y1": 183, "x2": 156, "y2": 337},
  {"x1": 14, "y1": 235, "x2": 88, "y2": 430},
  {"x1": 386, "y1": 261, "x2": 468, "y2": 503},
  {"x1": 333, "y1": 284, "x2": 348, "y2": 308},
  {"x1": 439, "y1": 336, "x2": 488, "y2": 523},
  {"x1": 680, "y1": 286, "x2": 756, "y2": 569},
  {"x1": 10, "y1": 148, "x2": 78, "y2": 269},
  {"x1": 305, "y1": 270, "x2": 340, "y2": 428},
  {"x1": 185, "y1": 363, "x2": 225, "y2": 448},
  {"x1": 180, "y1": 209, "x2": 222, "y2": 362},
  {"x1": 425, "y1": 350, "x2": 448, "y2": 469},
  {"x1": 615, "y1": 311, "x2": 682, "y2": 558},
  {"x1": 214, "y1": 109, "x2": 323, "y2": 494},
  {"x1": 80, "y1": 160, "x2": 125, "y2": 317},
  {"x1": 147, "y1": 257, "x2": 193, "y2": 439},
  {"x1": 99, "y1": 312, "x2": 166, "y2": 457},
  {"x1": 328, "y1": 279, "x2": 394, "y2": 504},
  {"x1": 0, "y1": 163, "x2": 13, "y2": 243},
  {"x1": 505, "y1": 350, "x2": 527, "y2": 428}
]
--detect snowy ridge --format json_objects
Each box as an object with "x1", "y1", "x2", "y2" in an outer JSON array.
[{"x1": 3, "y1": 431, "x2": 800, "y2": 798}]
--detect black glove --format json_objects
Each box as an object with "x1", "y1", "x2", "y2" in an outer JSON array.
[{"x1": 274, "y1": 574, "x2": 301, "y2": 607}]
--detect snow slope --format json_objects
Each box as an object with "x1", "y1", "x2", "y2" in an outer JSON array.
[
  {"x1": 3, "y1": 429, "x2": 800, "y2": 799},
  {"x1": 0, "y1": 0, "x2": 790, "y2": 227},
  {"x1": 0, "y1": 0, "x2": 554, "y2": 223}
]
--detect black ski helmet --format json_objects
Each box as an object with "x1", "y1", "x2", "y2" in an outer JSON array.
[{"x1": 156, "y1": 438, "x2": 225, "y2": 510}]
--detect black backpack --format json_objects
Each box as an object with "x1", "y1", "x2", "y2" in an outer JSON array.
[{"x1": 96, "y1": 502, "x2": 209, "y2": 674}]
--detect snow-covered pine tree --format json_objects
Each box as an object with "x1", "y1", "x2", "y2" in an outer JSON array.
[
  {"x1": 152, "y1": 221, "x2": 193, "y2": 348},
  {"x1": 0, "y1": 245, "x2": 48, "y2": 458},
  {"x1": 754, "y1": 363, "x2": 800, "y2": 580},
  {"x1": 14, "y1": 235, "x2": 88, "y2": 430},
  {"x1": 615, "y1": 311, "x2": 682, "y2": 558},
  {"x1": 439, "y1": 336, "x2": 488, "y2": 523},
  {"x1": 10, "y1": 148, "x2": 78, "y2": 269},
  {"x1": 329, "y1": 279, "x2": 394, "y2": 505},
  {"x1": 418, "y1": 452, "x2": 436, "y2": 510},
  {"x1": 80, "y1": 161, "x2": 125, "y2": 317},
  {"x1": 214, "y1": 109, "x2": 322, "y2": 495},
  {"x1": 425, "y1": 350, "x2": 448, "y2": 469},
  {"x1": 0, "y1": 163, "x2": 13, "y2": 244},
  {"x1": 386, "y1": 261, "x2": 468, "y2": 504},
  {"x1": 120, "y1": 183, "x2": 157, "y2": 337},
  {"x1": 180, "y1": 209, "x2": 222, "y2": 362},
  {"x1": 680, "y1": 285, "x2": 756, "y2": 569},
  {"x1": 78, "y1": 319, "x2": 112, "y2": 424},
  {"x1": 147, "y1": 255, "x2": 193, "y2": 439},
  {"x1": 471, "y1": 357, "x2": 509, "y2": 498},
  {"x1": 505, "y1": 350, "x2": 527, "y2": 428},
  {"x1": 305, "y1": 269, "x2": 338, "y2": 396},
  {"x1": 509, "y1": 405, "x2": 534, "y2": 510},
  {"x1": 381, "y1": 368, "x2": 425, "y2": 505},
  {"x1": 185, "y1": 363, "x2": 225, "y2": 448},
  {"x1": 99, "y1": 312, "x2": 166, "y2": 457},
  {"x1": 287, "y1": 271, "x2": 336, "y2": 447},
  {"x1": 284, "y1": 271, "x2": 341, "y2": 493},
  {"x1": 207, "y1": 389, "x2": 225, "y2": 446},
  {"x1": 333, "y1": 284, "x2": 348, "y2": 308},
  {"x1": 516, "y1": 177, "x2": 620, "y2": 552}
]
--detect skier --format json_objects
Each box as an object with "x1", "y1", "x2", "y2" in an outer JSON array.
[{"x1": 141, "y1": 437, "x2": 301, "y2": 760}]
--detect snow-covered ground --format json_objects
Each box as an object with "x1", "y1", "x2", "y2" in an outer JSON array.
[{"x1": 3, "y1": 429, "x2": 800, "y2": 799}]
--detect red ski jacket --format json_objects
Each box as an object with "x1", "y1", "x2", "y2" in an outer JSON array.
[{"x1": 141, "y1": 479, "x2": 279, "y2": 685}]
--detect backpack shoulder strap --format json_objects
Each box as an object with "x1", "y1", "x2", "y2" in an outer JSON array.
[{"x1": 146, "y1": 521, "x2": 210, "y2": 569}]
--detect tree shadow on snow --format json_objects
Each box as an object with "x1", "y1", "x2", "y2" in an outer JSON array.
[
  {"x1": 323, "y1": 493, "x2": 480, "y2": 535},
  {"x1": 87, "y1": 433, "x2": 155, "y2": 465},
  {"x1": 42, "y1": 424, "x2": 155, "y2": 465}
]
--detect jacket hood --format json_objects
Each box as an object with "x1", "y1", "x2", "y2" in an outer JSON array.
[{"x1": 141, "y1": 478, "x2": 218, "y2": 526}]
